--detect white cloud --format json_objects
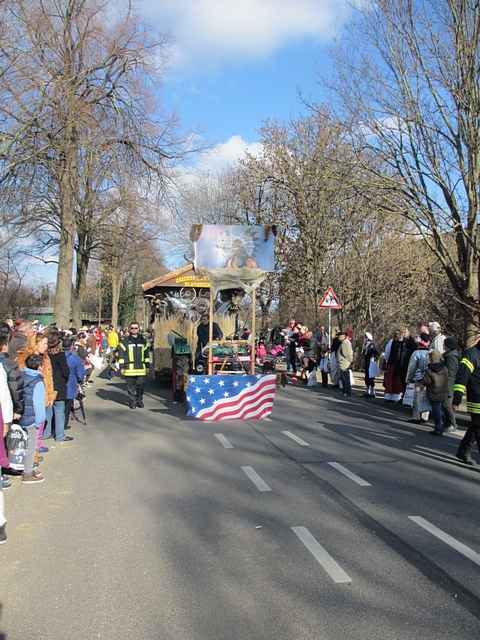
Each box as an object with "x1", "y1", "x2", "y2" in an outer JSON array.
[
  {"x1": 193, "y1": 135, "x2": 262, "y2": 174},
  {"x1": 174, "y1": 135, "x2": 261, "y2": 186},
  {"x1": 139, "y1": 0, "x2": 351, "y2": 65}
]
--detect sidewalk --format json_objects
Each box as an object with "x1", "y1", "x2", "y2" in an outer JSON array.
[{"x1": 349, "y1": 370, "x2": 471, "y2": 428}]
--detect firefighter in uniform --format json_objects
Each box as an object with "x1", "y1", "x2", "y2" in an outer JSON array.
[
  {"x1": 117, "y1": 322, "x2": 150, "y2": 409},
  {"x1": 452, "y1": 341, "x2": 480, "y2": 465}
]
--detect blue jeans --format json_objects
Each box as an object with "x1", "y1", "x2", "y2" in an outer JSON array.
[
  {"x1": 43, "y1": 401, "x2": 66, "y2": 441},
  {"x1": 430, "y1": 400, "x2": 444, "y2": 433}
]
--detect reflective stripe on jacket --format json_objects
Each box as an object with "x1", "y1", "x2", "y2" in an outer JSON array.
[
  {"x1": 452, "y1": 345, "x2": 480, "y2": 413},
  {"x1": 117, "y1": 335, "x2": 150, "y2": 377}
]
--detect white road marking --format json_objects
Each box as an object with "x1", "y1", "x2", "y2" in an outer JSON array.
[
  {"x1": 241, "y1": 466, "x2": 272, "y2": 492},
  {"x1": 214, "y1": 433, "x2": 234, "y2": 449},
  {"x1": 282, "y1": 430, "x2": 310, "y2": 447},
  {"x1": 409, "y1": 516, "x2": 480, "y2": 567},
  {"x1": 328, "y1": 462, "x2": 372, "y2": 487},
  {"x1": 291, "y1": 526, "x2": 352, "y2": 584}
]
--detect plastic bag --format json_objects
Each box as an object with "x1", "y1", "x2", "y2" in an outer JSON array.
[
  {"x1": 89, "y1": 354, "x2": 104, "y2": 371},
  {"x1": 402, "y1": 383, "x2": 415, "y2": 407},
  {"x1": 319, "y1": 356, "x2": 330, "y2": 373},
  {"x1": 307, "y1": 369, "x2": 318, "y2": 387},
  {"x1": 368, "y1": 358, "x2": 380, "y2": 379},
  {"x1": 6, "y1": 423, "x2": 28, "y2": 471}
]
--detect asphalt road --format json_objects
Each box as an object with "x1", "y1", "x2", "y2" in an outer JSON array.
[{"x1": 1, "y1": 376, "x2": 480, "y2": 640}]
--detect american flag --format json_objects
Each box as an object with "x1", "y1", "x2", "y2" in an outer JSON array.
[{"x1": 186, "y1": 374, "x2": 277, "y2": 421}]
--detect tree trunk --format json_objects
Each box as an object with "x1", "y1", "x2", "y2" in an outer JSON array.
[
  {"x1": 71, "y1": 241, "x2": 90, "y2": 328},
  {"x1": 464, "y1": 264, "x2": 479, "y2": 347},
  {"x1": 54, "y1": 178, "x2": 75, "y2": 328},
  {"x1": 54, "y1": 46, "x2": 77, "y2": 329},
  {"x1": 111, "y1": 257, "x2": 121, "y2": 328}
]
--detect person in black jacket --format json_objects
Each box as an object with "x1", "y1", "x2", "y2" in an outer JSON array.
[
  {"x1": 0, "y1": 327, "x2": 24, "y2": 420},
  {"x1": 442, "y1": 336, "x2": 459, "y2": 433},
  {"x1": 45, "y1": 331, "x2": 73, "y2": 443},
  {"x1": 452, "y1": 340, "x2": 480, "y2": 465}
]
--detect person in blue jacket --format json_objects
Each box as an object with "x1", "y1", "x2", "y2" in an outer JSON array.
[
  {"x1": 20, "y1": 354, "x2": 46, "y2": 484},
  {"x1": 63, "y1": 337, "x2": 85, "y2": 428}
]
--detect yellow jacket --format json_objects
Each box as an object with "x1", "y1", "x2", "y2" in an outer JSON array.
[{"x1": 107, "y1": 330, "x2": 119, "y2": 349}]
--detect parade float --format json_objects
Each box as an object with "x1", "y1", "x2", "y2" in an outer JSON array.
[{"x1": 185, "y1": 224, "x2": 278, "y2": 421}]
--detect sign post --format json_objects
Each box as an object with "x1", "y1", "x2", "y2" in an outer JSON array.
[{"x1": 319, "y1": 287, "x2": 342, "y2": 348}]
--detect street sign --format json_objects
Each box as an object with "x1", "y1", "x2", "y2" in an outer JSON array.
[{"x1": 319, "y1": 287, "x2": 342, "y2": 309}]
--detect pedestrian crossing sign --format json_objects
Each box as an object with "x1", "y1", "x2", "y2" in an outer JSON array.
[{"x1": 319, "y1": 287, "x2": 342, "y2": 309}]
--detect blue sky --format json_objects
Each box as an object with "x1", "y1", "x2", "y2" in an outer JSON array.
[
  {"x1": 152, "y1": 0, "x2": 353, "y2": 170},
  {"x1": 29, "y1": 0, "x2": 353, "y2": 285},
  {"x1": 164, "y1": 38, "x2": 331, "y2": 146}
]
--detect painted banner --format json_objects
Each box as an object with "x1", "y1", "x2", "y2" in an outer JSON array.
[
  {"x1": 186, "y1": 374, "x2": 277, "y2": 421},
  {"x1": 193, "y1": 225, "x2": 275, "y2": 272}
]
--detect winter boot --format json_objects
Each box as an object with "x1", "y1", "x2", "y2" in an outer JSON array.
[{"x1": 456, "y1": 446, "x2": 476, "y2": 466}]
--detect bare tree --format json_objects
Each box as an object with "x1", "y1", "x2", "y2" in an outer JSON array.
[
  {"x1": 0, "y1": 0, "x2": 180, "y2": 327},
  {"x1": 332, "y1": 0, "x2": 480, "y2": 342}
]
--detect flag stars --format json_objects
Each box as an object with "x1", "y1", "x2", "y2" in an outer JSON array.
[
  {"x1": 218, "y1": 380, "x2": 225, "y2": 387},
  {"x1": 233, "y1": 381, "x2": 239, "y2": 387},
  {"x1": 208, "y1": 389, "x2": 214, "y2": 395},
  {"x1": 195, "y1": 387, "x2": 201, "y2": 393},
  {"x1": 200, "y1": 398, "x2": 206, "y2": 405},
  {"x1": 223, "y1": 392, "x2": 230, "y2": 397},
  {"x1": 204, "y1": 378, "x2": 210, "y2": 384}
]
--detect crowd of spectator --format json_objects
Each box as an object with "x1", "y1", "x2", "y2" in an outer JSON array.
[{"x1": 0, "y1": 319, "x2": 121, "y2": 545}]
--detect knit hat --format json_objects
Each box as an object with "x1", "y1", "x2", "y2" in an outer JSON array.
[
  {"x1": 444, "y1": 336, "x2": 458, "y2": 351},
  {"x1": 429, "y1": 350, "x2": 443, "y2": 363},
  {"x1": 365, "y1": 331, "x2": 373, "y2": 341}
]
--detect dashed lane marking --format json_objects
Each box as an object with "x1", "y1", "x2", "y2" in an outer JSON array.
[
  {"x1": 328, "y1": 462, "x2": 372, "y2": 487},
  {"x1": 241, "y1": 466, "x2": 272, "y2": 492},
  {"x1": 214, "y1": 433, "x2": 234, "y2": 449},
  {"x1": 409, "y1": 516, "x2": 480, "y2": 567},
  {"x1": 281, "y1": 430, "x2": 310, "y2": 447},
  {"x1": 292, "y1": 526, "x2": 352, "y2": 584}
]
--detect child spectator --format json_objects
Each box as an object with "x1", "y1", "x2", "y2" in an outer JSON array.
[
  {"x1": 319, "y1": 346, "x2": 329, "y2": 388},
  {"x1": 19, "y1": 354, "x2": 46, "y2": 484},
  {"x1": 256, "y1": 340, "x2": 267, "y2": 364},
  {"x1": 422, "y1": 350, "x2": 449, "y2": 435}
]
